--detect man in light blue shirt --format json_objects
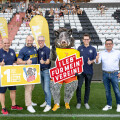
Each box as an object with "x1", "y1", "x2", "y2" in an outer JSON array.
[{"x1": 96, "y1": 39, "x2": 120, "y2": 112}]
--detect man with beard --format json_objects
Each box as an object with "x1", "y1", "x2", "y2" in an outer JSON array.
[{"x1": 17, "y1": 35, "x2": 37, "y2": 113}]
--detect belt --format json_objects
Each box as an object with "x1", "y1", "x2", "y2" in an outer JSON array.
[
  {"x1": 103, "y1": 70, "x2": 118, "y2": 74},
  {"x1": 41, "y1": 68, "x2": 49, "y2": 71}
]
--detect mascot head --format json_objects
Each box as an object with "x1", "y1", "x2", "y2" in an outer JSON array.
[{"x1": 54, "y1": 28, "x2": 74, "y2": 48}]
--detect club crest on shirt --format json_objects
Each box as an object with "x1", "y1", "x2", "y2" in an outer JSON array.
[
  {"x1": 81, "y1": 49, "x2": 83, "y2": 51},
  {"x1": 28, "y1": 51, "x2": 30, "y2": 53},
  {"x1": 41, "y1": 51, "x2": 44, "y2": 55},
  {"x1": 3, "y1": 54, "x2": 5, "y2": 57},
  {"x1": 89, "y1": 49, "x2": 93, "y2": 53},
  {"x1": 10, "y1": 52, "x2": 14, "y2": 56}
]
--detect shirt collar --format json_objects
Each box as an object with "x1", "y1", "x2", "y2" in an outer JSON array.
[
  {"x1": 39, "y1": 46, "x2": 45, "y2": 50},
  {"x1": 82, "y1": 45, "x2": 90, "y2": 48},
  {"x1": 105, "y1": 48, "x2": 114, "y2": 53},
  {"x1": 2, "y1": 48, "x2": 10, "y2": 53}
]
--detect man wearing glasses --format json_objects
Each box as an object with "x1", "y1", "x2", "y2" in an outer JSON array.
[
  {"x1": 37, "y1": 36, "x2": 51, "y2": 112},
  {"x1": 96, "y1": 39, "x2": 120, "y2": 112},
  {"x1": 76, "y1": 34, "x2": 97, "y2": 109}
]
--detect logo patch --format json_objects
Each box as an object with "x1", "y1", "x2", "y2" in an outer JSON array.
[
  {"x1": 3, "y1": 54, "x2": 5, "y2": 57},
  {"x1": 89, "y1": 49, "x2": 93, "y2": 53},
  {"x1": 10, "y1": 52, "x2": 14, "y2": 56},
  {"x1": 81, "y1": 49, "x2": 83, "y2": 51},
  {"x1": 41, "y1": 51, "x2": 44, "y2": 55}
]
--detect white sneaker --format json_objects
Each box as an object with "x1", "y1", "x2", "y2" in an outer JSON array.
[
  {"x1": 102, "y1": 105, "x2": 112, "y2": 111},
  {"x1": 116, "y1": 104, "x2": 120, "y2": 112},
  {"x1": 40, "y1": 101, "x2": 47, "y2": 107},
  {"x1": 27, "y1": 105, "x2": 36, "y2": 113},
  {"x1": 84, "y1": 103, "x2": 90, "y2": 109},
  {"x1": 43, "y1": 105, "x2": 51, "y2": 112},
  {"x1": 76, "y1": 103, "x2": 81, "y2": 109},
  {"x1": 32, "y1": 102, "x2": 37, "y2": 106}
]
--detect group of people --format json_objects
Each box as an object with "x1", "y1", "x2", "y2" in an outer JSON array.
[
  {"x1": 22, "y1": 5, "x2": 44, "y2": 27},
  {"x1": 0, "y1": 3, "x2": 13, "y2": 13},
  {"x1": 59, "y1": 3, "x2": 82, "y2": 16},
  {"x1": 48, "y1": 3, "x2": 82, "y2": 22},
  {"x1": 0, "y1": 35, "x2": 51, "y2": 114},
  {"x1": 97, "y1": 3, "x2": 108, "y2": 15},
  {"x1": 0, "y1": 33, "x2": 120, "y2": 115}
]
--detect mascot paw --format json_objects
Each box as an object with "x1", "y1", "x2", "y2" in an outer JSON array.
[
  {"x1": 52, "y1": 104, "x2": 60, "y2": 111},
  {"x1": 65, "y1": 103, "x2": 70, "y2": 109},
  {"x1": 75, "y1": 73, "x2": 78, "y2": 76}
]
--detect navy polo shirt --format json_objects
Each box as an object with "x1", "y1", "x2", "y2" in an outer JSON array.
[
  {"x1": 18, "y1": 46, "x2": 37, "y2": 64},
  {"x1": 78, "y1": 45, "x2": 97, "y2": 74},
  {"x1": 0, "y1": 48, "x2": 17, "y2": 65},
  {"x1": 38, "y1": 46, "x2": 51, "y2": 69}
]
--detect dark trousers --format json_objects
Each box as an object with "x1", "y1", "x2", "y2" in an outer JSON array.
[{"x1": 76, "y1": 73, "x2": 93, "y2": 104}]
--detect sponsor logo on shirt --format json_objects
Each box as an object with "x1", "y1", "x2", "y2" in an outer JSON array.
[{"x1": 30, "y1": 54, "x2": 38, "y2": 58}]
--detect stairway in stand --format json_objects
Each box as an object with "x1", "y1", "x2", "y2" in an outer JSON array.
[
  {"x1": 8, "y1": 12, "x2": 25, "y2": 42},
  {"x1": 0, "y1": 12, "x2": 25, "y2": 45}
]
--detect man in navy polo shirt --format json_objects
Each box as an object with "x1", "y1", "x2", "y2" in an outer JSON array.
[
  {"x1": 37, "y1": 36, "x2": 51, "y2": 112},
  {"x1": 17, "y1": 35, "x2": 37, "y2": 113},
  {"x1": 76, "y1": 34, "x2": 97, "y2": 109},
  {"x1": 0, "y1": 38, "x2": 23, "y2": 115}
]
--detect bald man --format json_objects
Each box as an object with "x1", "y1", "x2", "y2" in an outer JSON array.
[
  {"x1": 0, "y1": 38, "x2": 23, "y2": 115},
  {"x1": 17, "y1": 35, "x2": 37, "y2": 113}
]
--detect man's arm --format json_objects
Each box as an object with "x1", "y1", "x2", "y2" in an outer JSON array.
[
  {"x1": 87, "y1": 58, "x2": 95, "y2": 65},
  {"x1": 0, "y1": 59, "x2": 5, "y2": 66},
  {"x1": 45, "y1": 59, "x2": 50, "y2": 64},
  {"x1": 95, "y1": 52, "x2": 102, "y2": 64},
  {"x1": 95, "y1": 53, "x2": 99, "y2": 63},
  {"x1": 17, "y1": 58, "x2": 27, "y2": 65},
  {"x1": 40, "y1": 58, "x2": 50, "y2": 65},
  {"x1": 17, "y1": 58, "x2": 32, "y2": 65}
]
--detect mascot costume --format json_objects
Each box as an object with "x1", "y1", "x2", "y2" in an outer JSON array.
[{"x1": 50, "y1": 28, "x2": 80, "y2": 111}]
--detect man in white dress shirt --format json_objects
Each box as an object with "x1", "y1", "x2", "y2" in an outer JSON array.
[{"x1": 96, "y1": 39, "x2": 120, "y2": 112}]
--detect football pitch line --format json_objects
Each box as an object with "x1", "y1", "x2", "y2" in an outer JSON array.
[{"x1": 0, "y1": 114, "x2": 120, "y2": 118}]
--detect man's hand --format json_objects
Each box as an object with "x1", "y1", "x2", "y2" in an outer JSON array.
[
  {"x1": 40, "y1": 58, "x2": 45, "y2": 64},
  {"x1": 87, "y1": 58, "x2": 92, "y2": 65},
  {"x1": 13, "y1": 63, "x2": 17, "y2": 65},
  {"x1": 96, "y1": 53, "x2": 99, "y2": 63},
  {"x1": 1, "y1": 59, "x2": 5, "y2": 66},
  {"x1": 26, "y1": 58, "x2": 32, "y2": 65},
  {"x1": 118, "y1": 73, "x2": 120, "y2": 79}
]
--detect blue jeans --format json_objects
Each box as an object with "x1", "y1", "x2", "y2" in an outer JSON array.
[
  {"x1": 103, "y1": 71, "x2": 120, "y2": 106},
  {"x1": 41, "y1": 69, "x2": 51, "y2": 106}
]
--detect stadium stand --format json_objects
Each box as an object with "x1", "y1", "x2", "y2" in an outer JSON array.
[
  {"x1": 12, "y1": 2, "x2": 120, "y2": 53},
  {"x1": 1, "y1": 1, "x2": 120, "y2": 80}
]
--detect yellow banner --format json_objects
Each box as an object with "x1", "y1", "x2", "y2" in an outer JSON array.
[
  {"x1": 0, "y1": 64, "x2": 40, "y2": 87},
  {"x1": 29, "y1": 15, "x2": 50, "y2": 48},
  {"x1": 0, "y1": 17, "x2": 8, "y2": 39},
  {"x1": 56, "y1": 48, "x2": 80, "y2": 60}
]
